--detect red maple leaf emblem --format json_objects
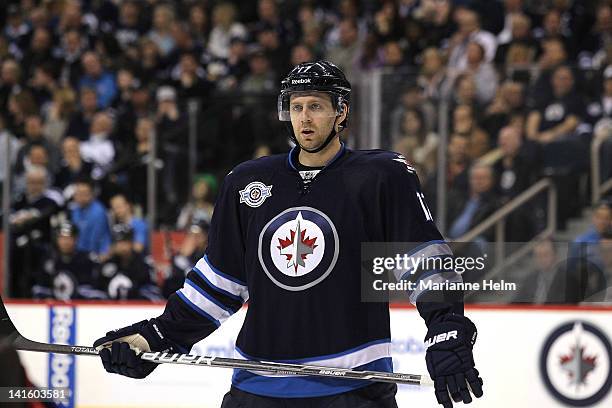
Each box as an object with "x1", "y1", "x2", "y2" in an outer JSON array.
[{"x1": 277, "y1": 225, "x2": 318, "y2": 274}]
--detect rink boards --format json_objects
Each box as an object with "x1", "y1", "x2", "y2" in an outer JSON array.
[{"x1": 6, "y1": 302, "x2": 612, "y2": 408}]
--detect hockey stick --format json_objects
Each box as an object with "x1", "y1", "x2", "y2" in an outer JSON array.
[{"x1": 0, "y1": 296, "x2": 432, "y2": 386}]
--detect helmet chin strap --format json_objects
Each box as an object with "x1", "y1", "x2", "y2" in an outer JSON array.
[{"x1": 298, "y1": 117, "x2": 340, "y2": 154}]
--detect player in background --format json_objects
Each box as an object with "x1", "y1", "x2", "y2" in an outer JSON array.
[
  {"x1": 32, "y1": 221, "x2": 106, "y2": 300},
  {"x1": 94, "y1": 61, "x2": 483, "y2": 408},
  {"x1": 99, "y1": 223, "x2": 162, "y2": 301}
]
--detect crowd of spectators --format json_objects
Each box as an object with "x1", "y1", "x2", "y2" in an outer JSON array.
[{"x1": 0, "y1": 0, "x2": 611, "y2": 300}]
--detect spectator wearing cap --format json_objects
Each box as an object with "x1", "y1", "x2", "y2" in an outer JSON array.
[
  {"x1": 109, "y1": 193, "x2": 150, "y2": 254},
  {"x1": 162, "y1": 220, "x2": 210, "y2": 298},
  {"x1": 69, "y1": 178, "x2": 112, "y2": 258},
  {"x1": 99, "y1": 223, "x2": 162, "y2": 301},
  {"x1": 32, "y1": 221, "x2": 105, "y2": 300},
  {"x1": 207, "y1": 2, "x2": 247, "y2": 59},
  {"x1": 78, "y1": 51, "x2": 117, "y2": 109},
  {"x1": 177, "y1": 174, "x2": 216, "y2": 230}
]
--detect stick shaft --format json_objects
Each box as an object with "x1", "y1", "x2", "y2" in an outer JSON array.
[{"x1": 1, "y1": 297, "x2": 431, "y2": 386}]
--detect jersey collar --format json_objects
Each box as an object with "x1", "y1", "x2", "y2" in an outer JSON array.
[{"x1": 287, "y1": 142, "x2": 347, "y2": 172}]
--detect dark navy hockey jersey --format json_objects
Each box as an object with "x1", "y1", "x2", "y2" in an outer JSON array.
[{"x1": 157, "y1": 144, "x2": 462, "y2": 398}]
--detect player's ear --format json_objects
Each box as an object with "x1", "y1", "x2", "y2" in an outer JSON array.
[{"x1": 336, "y1": 103, "x2": 348, "y2": 132}]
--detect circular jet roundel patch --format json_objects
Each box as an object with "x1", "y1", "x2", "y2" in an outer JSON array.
[{"x1": 258, "y1": 206, "x2": 339, "y2": 291}]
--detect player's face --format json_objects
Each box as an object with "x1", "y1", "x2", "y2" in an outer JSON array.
[
  {"x1": 289, "y1": 92, "x2": 342, "y2": 151},
  {"x1": 57, "y1": 235, "x2": 76, "y2": 255}
]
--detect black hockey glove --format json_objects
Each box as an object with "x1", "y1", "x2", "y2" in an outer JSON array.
[
  {"x1": 93, "y1": 319, "x2": 174, "y2": 379},
  {"x1": 424, "y1": 314, "x2": 483, "y2": 408}
]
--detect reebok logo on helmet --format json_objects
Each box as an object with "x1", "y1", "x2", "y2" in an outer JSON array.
[{"x1": 292, "y1": 78, "x2": 311, "y2": 84}]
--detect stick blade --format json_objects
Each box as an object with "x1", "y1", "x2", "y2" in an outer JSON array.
[{"x1": 0, "y1": 295, "x2": 20, "y2": 339}]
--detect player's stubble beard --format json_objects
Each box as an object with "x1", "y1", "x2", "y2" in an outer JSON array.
[{"x1": 295, "y1": 118, "x2": 341, "y2": 165}]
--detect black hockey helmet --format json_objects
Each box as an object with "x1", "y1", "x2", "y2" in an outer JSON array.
[
  {"x1": 279, "y1": 60, "x2": 351, "y2": 153},
  {"x1": 111, "y1": 223, "x2": 134, "y2": 242},
  {"x1": 55, "y1": 221, "x2": 79, "y2": 237}
]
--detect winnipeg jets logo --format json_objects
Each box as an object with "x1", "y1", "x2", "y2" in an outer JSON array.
[
  {"x1": 239, "y1": 182, "x2": 272, "y2": 208},
  {"x1": 541, "y1": 321, "x2": 612, "y2": 406},
  {"x1": 259, "y1": 207, "x2": 338, "y2": 290},
  {"x1": 276, "y1": 212, "x2": 319, "y2": 275}
]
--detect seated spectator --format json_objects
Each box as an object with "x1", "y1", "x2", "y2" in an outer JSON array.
[
  {"x1": 526, "y1": 65, "x2": 582, "y2": 145},
  {"x1": 32, "y1": 221, "x2": 105, "y2": 300},
  {"x1": 291, "y1": 43, "x2": 315, "y2": 66},
  {"x1": 447, "y1": 163, "x2": 500, "y2": 240},
  {"x1": 6, "y1": 166, "x2": 63, "y2": 296},
  {"x1": 451, "y1": 74, "x2": 484, "y2": 116},
  {"x1": 66, "y1": 87, "x2": 99, "y2": 141},
  {"x1": 177, "y1": 174, "x2": 216, "y2": 230},
  {"x1": 528, "y1": 38, "x2": 568, "y2": 106},
  {"x1": 495, "y1": 13, "x2": 538, "y2": 66},
  {"x1": 43, "y1": 87, "x2": 77, "y2": 146},
  {"x1": 170, "y1": 51, "x2": 212, "y2": 101},
  {"x1": 512, "y1": 239, "x2": 565, "y2": 303},
  {"x1": 0, "y1": 59, "x2": 22, "y2": 113},
  {"x1": 447, "y1": 6, "x2": 497, "y2": 70},
  {"x1": 390, "y1": 84, "x2": 435, "y2": 143},
  {"x1": 55, "y1": 29, "x2": 88, "y2": 88},
  {"x1": 494, "y1": 126, "x2": 541, "y2": 241},
  {"x1": 80, "y1": 111, "x2": 116, "y2": 179},
  {"x1": 424, "y1": 134, "x2": 471, "y2": 216},
  {"x1": 324, "y1": 18, "x2": 361, "y2": 82},
  {"x1": 417, "y1": 47, "x2": 447, "y2": 104},
  {"x1": 452, "y1": 104, "x2": 490, "y2": 160},
  {"x1": 532, "y1": 8, "x2": 575, "y2": 57},
  {"x1": 99, "y1": 223, "x2": 161, "y2": 301},
  {"x1": 78, "y1": 51, "x2": 117, "y2": 109},
  {"x1": 463, "y1": 41, "x2": 498, "y2": 105},
  {"x1": 569, "y1": 202, "x2": 612, "y2": 264},
  {"x1": 69, "y1": 177, "x2": 112, "y2": 258},
  {"x1": 494, "y1": 126, "x2": 538, "y2": 201},
  {"x1": 13, "y1": 143, "x2": 55, "y2": 197},
  {"x1": 109, "y1": 193, "x2": 150, "y2": 254},
  {"x1": 207, "y1": 2, "x2": 247, "y2": 60},
  {"x1": 162, "y1": 220, "x2": 209, "y2": 298},
  {"x1": 585, "y1": 65, "x2": 612, "y2": 181},
  {"x1": 482, "y1": 81, "x2": 526, "y2": 142},
  {"x1": 148, "y1": 3, "x2": 176, "y2": 58},
  {"x1": 114, "y1": 0, "x2": 146, "y2": 51},
  {"x1": 55, "y1": 137, "x2": 94, "y2": 198},
  {"x1": 392, "y1": 109, "x2": 439, "y2": 177},
  {"x1": 14, "y1": 114, "x2": 61, "y2": 176}
]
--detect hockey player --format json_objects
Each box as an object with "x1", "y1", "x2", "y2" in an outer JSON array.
[
  {"x1": 99, "y1": 223, "x2": 162, "y2": 301},
  {"x1": 32, "y1": 221, "x2": 106, "y2": 300},
  {"x1": 94, "y1": 61, "x2": 483, "y2": 408}
]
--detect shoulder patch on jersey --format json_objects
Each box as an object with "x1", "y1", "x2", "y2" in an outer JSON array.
[
  {"x1": 239, "y1": 181, "x2": 273, "y2": 208},
  {"x1": 392, "y1": 154, "x2": 416, "y2": 173}
]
